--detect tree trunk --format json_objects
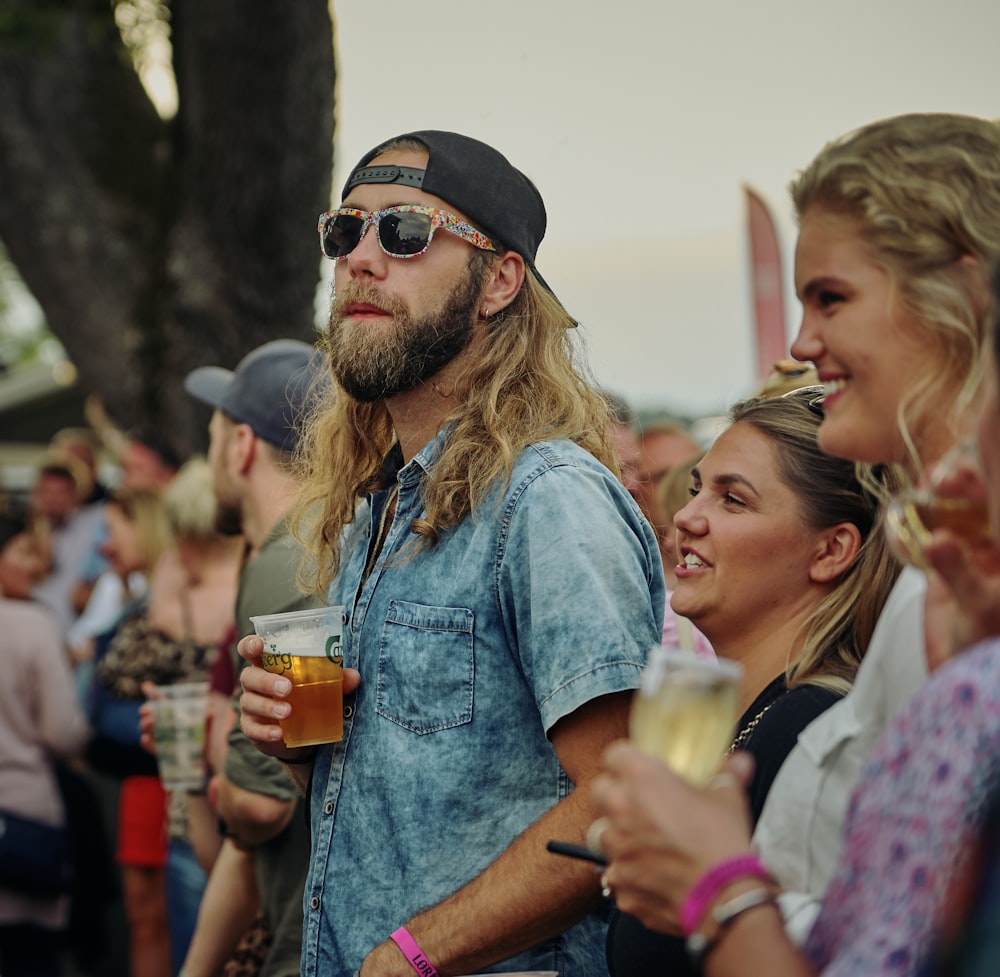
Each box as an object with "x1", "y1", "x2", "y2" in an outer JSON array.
[{"x1": 0, "y1": 0, "x2": 336, "y2": 453}]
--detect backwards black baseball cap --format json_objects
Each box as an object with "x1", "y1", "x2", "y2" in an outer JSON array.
[
  {"x1": 343, "y1": 130, "x2": 561, "y2": 300},
  {"x1": 184, "y1": 339, "x2": 327, "y2": 453}
]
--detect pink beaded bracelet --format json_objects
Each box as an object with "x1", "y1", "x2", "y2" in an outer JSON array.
[
  {"x1": 390, "y1": 926, "x2": 440, "y2": 977},
  {"x1": 679, "y1": 853, "x2": 774, "y2": 936}
]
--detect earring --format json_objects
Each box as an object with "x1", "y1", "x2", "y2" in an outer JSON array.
[{"x1": 482, "y1": 306, "x2": 490, "y2": 318}]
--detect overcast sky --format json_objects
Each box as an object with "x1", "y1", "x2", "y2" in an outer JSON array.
[{"x1": 331, "y1": 0, "x2": 1000, "y2": 418}]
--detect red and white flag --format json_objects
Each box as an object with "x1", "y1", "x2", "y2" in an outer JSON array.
[{"x1": 744, "y1": 185, "x2": 788, "y2": 382}]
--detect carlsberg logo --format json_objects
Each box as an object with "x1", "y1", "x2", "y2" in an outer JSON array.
[
  {"x1": 261, "y1": 647, "x2": 293, "y2": 673},
  {"x1": 326, "y1": 635, "x2": 343, "y2": 664}
]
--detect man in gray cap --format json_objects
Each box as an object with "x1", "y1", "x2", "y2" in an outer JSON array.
[
  {"x1": 238, "y1": 133, "x2": 664, "y2": 977},
  {"x1": 180, "y1": 338, "x2": 326, "y2": 977}
]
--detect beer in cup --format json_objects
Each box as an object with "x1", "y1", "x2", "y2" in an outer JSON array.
[
  {"x1": 149, "y1": 681, "x2": 210, "y2": 791},
  {"x1": 629, "y1": 647, "x2": 742, "y2": 786},
  {"x1": 251, "y1": 605, "x2": 346, "y2": 747}
]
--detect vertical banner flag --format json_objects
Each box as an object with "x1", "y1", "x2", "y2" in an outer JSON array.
[{"x1": 744, "y1": 185, "x2": 788, "y2": 382}]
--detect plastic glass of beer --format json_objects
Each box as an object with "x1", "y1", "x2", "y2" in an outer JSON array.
[
  {"x1": 884, "y1": 438, "x2": 991, "y2": 569},
  {"x1": 251, "y1": 605, "x2": 346, "y2": 748},
  {"x1": 149, "y1": 681, "x2": 210, "y2": 791},
  {"x1": 629, "y1": 647, "x2": 743, "y2": 786}
]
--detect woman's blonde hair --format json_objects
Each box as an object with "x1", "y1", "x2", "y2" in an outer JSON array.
[
  {"x1": 162, "y1": 457, "x2": 219, "y2": 543},
  {"x1": 293, "y1": 257, "x2": 615, "y2": 595},
  {"x1": 107, "y1": 487, "x2": 174, "y2": 574},
  {"x1": 730, "y1": 392, "x2": 905, "y2": 694},
  {"x1": 791, "y1": 113, "x2": 1000, "y2": 469}
]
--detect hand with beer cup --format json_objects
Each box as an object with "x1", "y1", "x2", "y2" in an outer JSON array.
[
  {"x1": 884, "y1": 438, "x2": 994, "y2": 571},
  {"x1": 628, "y1": 647, "x2": 743, "y2": 787},
  {"x1": 238, "y1": 606, "x2": 362, "y2": 764},
  {"x1": 919, "y1": 443, "x2": 1000, "y2": 669}
]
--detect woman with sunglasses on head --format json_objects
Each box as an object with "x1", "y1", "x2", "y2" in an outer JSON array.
[
  {"x1": 606, "y1": 389, "x2": 901, "y2": 977},
  {"x1": 592, "y1": 112, "x2": 1000, "y2": 977}
]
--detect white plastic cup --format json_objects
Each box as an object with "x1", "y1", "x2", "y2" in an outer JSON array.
[
  {"x1": 150, "y1": 681, "x2": 209, "y2": 791},
  {"x1": 251, "y1": 605, "x2": 346, "y2": 747}
]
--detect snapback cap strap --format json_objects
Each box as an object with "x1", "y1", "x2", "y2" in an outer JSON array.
[{"x1": 345, "y1": 165, "x2": 425, "y2": 192}]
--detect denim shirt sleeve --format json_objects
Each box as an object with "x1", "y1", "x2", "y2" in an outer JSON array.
[{"x1": 494, "y1": 443, "x2": 665, "y2": 732}]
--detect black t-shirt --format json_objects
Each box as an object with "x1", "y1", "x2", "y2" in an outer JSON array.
[{"x1": 606, "y1": 675, "x2": 842, "y2": 977}]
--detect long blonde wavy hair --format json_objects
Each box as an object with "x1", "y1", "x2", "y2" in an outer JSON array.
[
  {"x1": 292, "y1": 254, "x2": 617, "y2": 596},
  {"x1": 791, "y1": 113, "x2": 1000, "y2": 472}
]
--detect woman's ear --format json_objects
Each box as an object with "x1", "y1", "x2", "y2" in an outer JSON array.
[
  {"x1": 809, "y1": 522, "x2": 862, "y2": 583},
  {"x1": 479, "y1": 251, "x2": 526, "y2": 318}
]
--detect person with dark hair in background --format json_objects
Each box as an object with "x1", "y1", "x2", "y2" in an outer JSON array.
[{"x1": 604, "y1": 390, "x2": 643, "y2": 500}]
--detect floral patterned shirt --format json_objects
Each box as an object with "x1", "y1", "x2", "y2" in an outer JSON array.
[{"x1": 805, "y1": 638, "x2": 1000, "y2": 976}]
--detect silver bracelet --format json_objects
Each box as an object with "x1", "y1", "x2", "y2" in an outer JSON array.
[{"x1": 685, "y1": 885, "x2": 777, "y2": 964}]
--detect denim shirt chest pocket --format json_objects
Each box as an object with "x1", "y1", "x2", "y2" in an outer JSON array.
[{"x1": 375, "y1": 600, "x2": 475, "y2": 733}]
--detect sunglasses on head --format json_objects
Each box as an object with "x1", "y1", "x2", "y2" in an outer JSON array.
[
  {"x1": 318, "y1": 205, "x2": 497, "y2": 260},
  {"x1": 780, "y1": 384, "x2": 826, "y2": 416}
]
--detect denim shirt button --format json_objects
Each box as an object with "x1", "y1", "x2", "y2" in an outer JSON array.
[
  {"x1": 344, "y1": 703, "x2": 354, "y2": 720},
  {"x1": 310, "y1": 895, "x2": 320, "y2": 911},
  {"x1": 324, "y1": 801, "x2": 334, "y2": 816}
]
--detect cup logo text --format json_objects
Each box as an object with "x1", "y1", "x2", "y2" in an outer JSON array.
[
  {"x1": 326, "y1": 635, "x2": 343, "y2": 665},
  {"x1": 262, "y1": 646, "x2": 293, "y2": 674}
]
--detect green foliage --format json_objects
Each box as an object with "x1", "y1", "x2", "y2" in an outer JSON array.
[{"x1": 0, "y1": 0, "x2": 107, "y2": 47}]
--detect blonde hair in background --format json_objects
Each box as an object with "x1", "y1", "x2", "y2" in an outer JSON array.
[
  {"x1": 729, "y1": 393, "x2": 906, "y2": 694},
  {"x1": 107, "y1": 487, "x2": 174, "y2": 576},
  {"x1": 161, "y1": 457, "x2": 219, "y2": 543},
  {"x1": 293, "y1": 258, "x2": 615, "y2": 596},
  {"x1": 791, "y1": 113, "x2": 1000, "y2": 471},
  {"x1": 754, "y1": 360, "x2": 820, "y2": 399}
]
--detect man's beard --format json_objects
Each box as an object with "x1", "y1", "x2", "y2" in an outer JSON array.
[
  {"x1": 214, "y1": 497, "x2": 244, "y2": 537},
  {"x1": 326, "y1": 264, "x2": 484, "y2": 403}
]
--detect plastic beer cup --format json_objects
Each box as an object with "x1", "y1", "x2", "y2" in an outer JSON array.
[
  {"x1": 149, "y1": 681, "x2": 210, "y2": 791},
  {"x1": 629, "y1": 647, "x2": 743, "y2": 786},
  {"x1": 251, "y1": 605, "x2": 346, "y2": 747}
]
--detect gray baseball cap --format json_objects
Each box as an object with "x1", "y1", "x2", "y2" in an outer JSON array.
[{"x1": 184, "y1": 339, "x2": 326, "y2": 452}]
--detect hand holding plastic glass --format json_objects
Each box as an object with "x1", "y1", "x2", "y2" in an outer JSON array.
[
  {"x1": 885, "y1": 439, "x2": 991, "y2": 569},
  {"x1": 251, "y1": 606, "x2": 346, "y2": 748},
  {"x1": 629, "y1": 648, "x2": 743, "y2": 786}
]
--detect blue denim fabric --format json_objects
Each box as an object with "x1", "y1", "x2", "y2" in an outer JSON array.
[
  {"x1": 166, "y1": 838, "x2": 207, "y2": 975},
  {"x1": 303, "y1": 435, "x2": 664, "y2": 977}
]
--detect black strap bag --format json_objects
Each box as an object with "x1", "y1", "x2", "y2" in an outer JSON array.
[{"x1": 0, "y1": 809, "x2": 73, "y2": 897}]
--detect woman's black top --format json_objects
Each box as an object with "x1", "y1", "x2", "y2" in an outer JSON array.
[{"x1": 606, "y1": 674, "x2": 841, "y2": 977}]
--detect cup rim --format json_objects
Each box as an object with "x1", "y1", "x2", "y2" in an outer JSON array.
[
  {"x1": 646, "y1": 645, "x2": 743, "y2": 680},
  {"x1": 250, "y1": 605, "x2": 346, "y2": 628}
]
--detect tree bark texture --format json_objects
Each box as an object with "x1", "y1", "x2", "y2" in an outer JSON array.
[{"x1": 0, "y1": 0, "x2": 336, "y2": 453}]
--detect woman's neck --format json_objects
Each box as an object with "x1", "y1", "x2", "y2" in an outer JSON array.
[{"x1": 707, "y1": 599, "x2": 819, "y2": 713}]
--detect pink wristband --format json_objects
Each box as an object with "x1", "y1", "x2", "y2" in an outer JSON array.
[
  {"x1": 390, "y1": 927, "x2": 439, "y2": 977},
  {"x1": 679, "y1": 854, "x2": 773, "y2": 936}
]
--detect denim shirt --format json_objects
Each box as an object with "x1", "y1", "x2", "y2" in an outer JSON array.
[{"x1": 303, "y1": 433, "x2": 664, "y2": 977}]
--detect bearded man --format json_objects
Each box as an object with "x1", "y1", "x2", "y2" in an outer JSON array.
[{"x1": 238, "y1": 131, "x2": 664, "y2": 977}]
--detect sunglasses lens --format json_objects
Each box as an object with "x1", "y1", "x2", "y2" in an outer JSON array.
[
  {"x1": 378, "y1": 210, "x2": 434, "y2": 256},
  {"x1": 322, "y1": 213, "x2": 365, "y2": 258}
]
